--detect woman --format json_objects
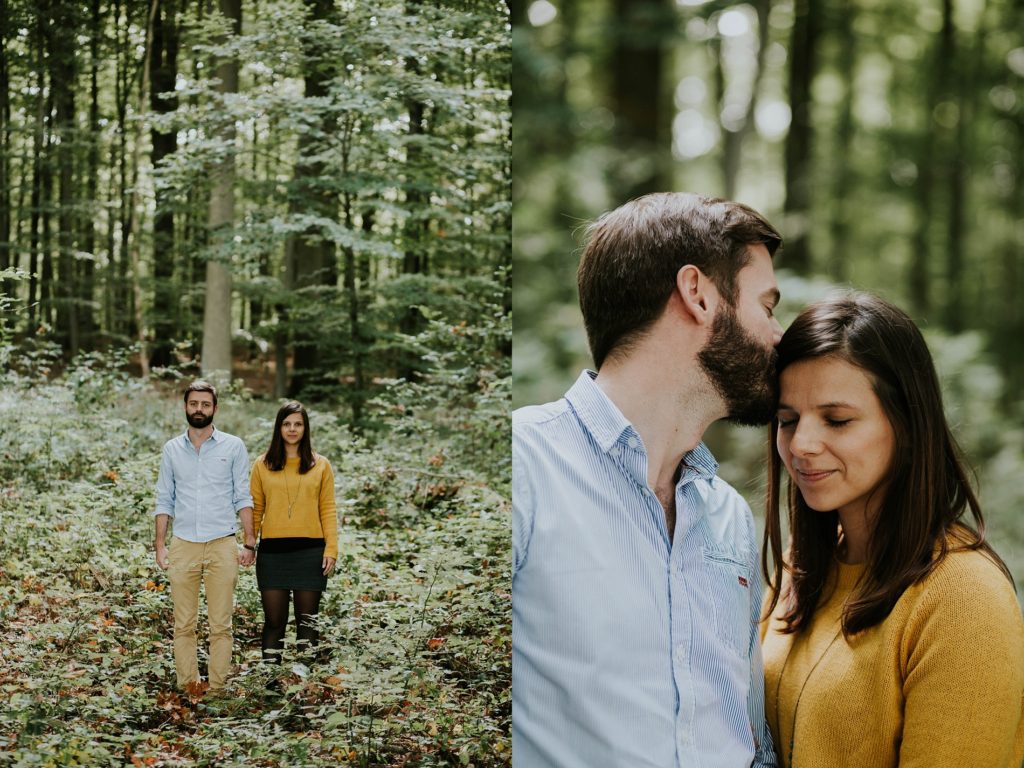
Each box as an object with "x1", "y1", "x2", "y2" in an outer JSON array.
[
  {"x1": 251, "y1": 401, "x2": 338, "y2": 664},
  {"x1": 762, "y1": 292, "x2": 1024, "y2": 767}
]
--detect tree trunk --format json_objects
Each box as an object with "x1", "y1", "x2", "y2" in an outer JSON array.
[
  {"x1": 285, "y1": 0, "x2": 339, "y2": 397},
  {"x1": 48, "y1": 0, "x2": 79, "y2": 356},
  {"x1": 201, "y1": 0, "x2": 241, "y2": 383},
  {"x1": 782, "y1": 0, "x2": 821, "y2": 273},
  {"x1": 149, "y1": 0, "x2": 180, "y2": 368},
  {"x1": 0, "y1": 0, "x2": 10, "y2": 303},
  {"x1": 910, "y1": 0, "x2": 955, "y2": 315},
  {"x1": 80, "y1": 0, "x2": 103, "y2": 349},
  {"x1": 41, "y1": 112, "x2": 54, "y2": 330},
  {"x1": 340, "y1": 116, "x2": 365, "y2": 426},
  {"x1": 28, "y1": 50, "x2": 46, "y2": 330},
  {"x1": 828, "y1": 0, "x2": 855, "y2": 281},
  {"x1": 944, "y1": 6, "x2": 981, "y2": 333},
  {"x1": 721, "y1": 0, "x2": 771, "y2": 200},
  {"x1": 609, "y1": 0, "x2": 672, "y2": 199},
  {"x1": 123, "y1": 0, "x2": 161, "y2": 377},
  {"x1": 116, "y1": 0, "x2": 134, "y2": 339},
  {"x1": 398, "y1": 0, "x2": 431, "y2": 380}
]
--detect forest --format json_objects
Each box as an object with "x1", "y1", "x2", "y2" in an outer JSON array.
[
  {"x1": 512, "y1": 0, "x2": 1024, "y2": 594},
  {"x1": 1, "y1": 0, "x2": 510, "y2": 765}
]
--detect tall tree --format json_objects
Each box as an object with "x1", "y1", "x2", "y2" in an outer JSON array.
[
  {"x1": 609, "y1": 0, "x2": 672, "y2": 199},
  {"x1": 48, "y1": 0, "x2": 79, "y2": 354},
  {"x1": 285, "y1": 0, "x2": 340, "y2": 396},
  {"x1": 782, "y1": 0, "x2": 821, "y2": 273},
  {"x1": 201, "y1": 0, "x2": 241, "y2": 382},
  {"x1": 149, "y1": 0, "x2": 180, "y2": 367},
  {"x1": 397, "y1": 0, "x2": 431, "y2": 380},
  {"x1": 0, "y1": 0, "x2": 11, "y2": 303},
  {"x1": 827, "y1": 0, "x2": 856, "y2": 281},
  {"x1": 80, "y1": 0, "x2": 104, "y2": 348},
  {"x1": 114, "y1": 0, "x2": 136, "y2": 339},
  {"x1": 910, "y1": 0, "x2": 956, "y2": 315},
  {"x1": 719, "y1": 0, "x2": 772, "y2": 200}
]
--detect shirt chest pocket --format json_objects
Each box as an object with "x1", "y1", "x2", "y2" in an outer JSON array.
[{"x1": 700, "y1": 547, "x2": 752, "y2": 657}]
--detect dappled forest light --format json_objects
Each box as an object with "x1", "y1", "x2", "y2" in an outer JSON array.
[{"x1": 512, "y1": 0, "x2": 1024, "y2": 589}]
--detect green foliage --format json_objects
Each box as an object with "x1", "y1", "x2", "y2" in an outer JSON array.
[
  {"x1": 0, "y1": 351, "x2": 510, "y2": 766},
  {"x1": 144, "y1": 0, "x2": 511, "y2": 400}
]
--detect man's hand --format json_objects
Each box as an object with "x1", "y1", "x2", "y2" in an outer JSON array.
[
  {"x1": 155, "y1": 542, "x2": 169, "y2": 570},
  {"x1": 239, "y1": 540, "x2": 257, "y2": 567}
]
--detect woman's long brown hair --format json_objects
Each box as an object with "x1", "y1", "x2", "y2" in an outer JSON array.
[
  {"x1": 762, "y1": 292, "x2": 1013, "y2": 636},
  {"x1": 263, "y1": 401, "x2": 316, "y2": 474}
]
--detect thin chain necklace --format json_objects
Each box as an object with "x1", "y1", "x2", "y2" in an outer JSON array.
[
  {"x1": 283, "y1": 457, "x2": 302, "y2": 517},
  {"x1": 774, "y1": 619, "x2": 844, "y2": 768}
]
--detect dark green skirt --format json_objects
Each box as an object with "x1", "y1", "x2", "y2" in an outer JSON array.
[{"x1": 256, "y1": 543, "x2": 327, "y2": 591}]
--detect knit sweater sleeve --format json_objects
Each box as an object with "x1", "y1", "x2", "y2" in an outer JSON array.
[
  {"x1": 318, "y1": 458, "x2": 339, "y2": 559},
  {"x1": 897, "y1": 551, "x2": 1024, "y2": 768},
  {"x1": 250, "y1": 460, "x2": 266, "y2": 538}
]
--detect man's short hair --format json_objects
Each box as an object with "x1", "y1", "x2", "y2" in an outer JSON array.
[
  {"x1": 183, "y1": 380, "x2": 218, "y2": 406},
  {"x1": 576, "y1": 192, "x2": 782, "y2": 369}
]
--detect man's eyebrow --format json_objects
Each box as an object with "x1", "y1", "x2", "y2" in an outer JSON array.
[{"x1": 762, "y1": 287, "x2": 780, "y2": 307}]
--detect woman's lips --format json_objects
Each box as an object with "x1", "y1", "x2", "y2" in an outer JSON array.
[{"x1": 796, "y1": 469, "x2": 836, "y2": 483}]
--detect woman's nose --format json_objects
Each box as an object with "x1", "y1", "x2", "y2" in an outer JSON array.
[{"x1": 789, "y1": 423, "x2": 823, "y2": 456}]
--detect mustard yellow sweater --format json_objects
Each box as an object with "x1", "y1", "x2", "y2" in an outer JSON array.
[
  {"x1": 250, "y1": 455, "x2": 338, "y2": 559},
  {"x1": 762, "y1": 549, "x2": 1024, "y2": 768}
]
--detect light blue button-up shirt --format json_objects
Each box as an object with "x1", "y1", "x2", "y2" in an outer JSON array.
[
  {"x1": 154, "y1": 427, "x2": 254, "y2": 543},
  {"x1": 512, "y1": 371, "x2": 776, "y2": 768}
]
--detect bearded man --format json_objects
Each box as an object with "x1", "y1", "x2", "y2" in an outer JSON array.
[
  {"x1": 153, "y1": 380, "x2": 256, "y2": 693},
  {"x1": 512, "y1": 193, "x2": 783, "y2": 767}
]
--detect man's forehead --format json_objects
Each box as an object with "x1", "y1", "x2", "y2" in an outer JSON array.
[
  {"x1": 739, "y1": 243, "x2": 779, "y2": 290},
  {"x1": 187, "y1": 393, "x2": 215, "y2": 403}
]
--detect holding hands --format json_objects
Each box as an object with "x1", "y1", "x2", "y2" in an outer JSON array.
[{"x1": 239, "y1": 542, "x2": 257, "y2": 567}]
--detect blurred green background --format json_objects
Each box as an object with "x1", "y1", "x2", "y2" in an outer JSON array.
[{"x1": 511, "y1": 0, "x2": 1024, "y2": 592}]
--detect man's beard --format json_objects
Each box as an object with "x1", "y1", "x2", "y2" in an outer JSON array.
[
  {"x1": 187, "y1": 411, "x2": 213, "y2": 428},
  {"x1": 697, "y1": 303, "x2": 778, "y2": 427}
]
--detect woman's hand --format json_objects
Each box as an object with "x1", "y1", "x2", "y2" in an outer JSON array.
[{"x1": 322, "y1": 556, "x2": 336, "y2": 576}]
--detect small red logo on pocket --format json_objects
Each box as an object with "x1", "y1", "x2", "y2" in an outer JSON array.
[{"x1": 737, "y1": 576, "x2": 748, "y2": 587}]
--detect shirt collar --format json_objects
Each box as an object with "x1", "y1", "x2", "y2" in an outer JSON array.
[
  {"x1": 566, "y1": 369, "x2": 719, "y2": 484},
  {"x1": 681, "y1": 440, "x2": 718, "y2": 483},
  {"x1": 565, "y1": 370, "x2": 634, "y2": 452},
  {"x1": 181, "y1": 425, "x2": 220, "y2": 444}
]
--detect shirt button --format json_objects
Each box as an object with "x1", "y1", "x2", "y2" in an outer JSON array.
[{"x1": 627, "y1": 436, "x2": 640, "y2": 449}]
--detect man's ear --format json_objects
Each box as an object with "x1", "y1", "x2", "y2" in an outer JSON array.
[{"x1": 675, "y1": 265, "x2": 718, "y2": 326}]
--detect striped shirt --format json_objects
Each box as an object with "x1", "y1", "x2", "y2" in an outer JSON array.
[
  {"x1": 512, "y1": 371, "x2": 776, "y2": 768},
  {"x1": 154, "y1": 427, "x2": 254, "y2": 543}
]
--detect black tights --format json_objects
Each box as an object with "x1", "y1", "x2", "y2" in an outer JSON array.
[{"x1": 260, "y1": 589, "x2": 322, "y2": 663}]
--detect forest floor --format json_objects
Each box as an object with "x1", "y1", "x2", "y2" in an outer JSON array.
[{"x1": 0, "y1": 369, "x2": 510, "y2": 767}]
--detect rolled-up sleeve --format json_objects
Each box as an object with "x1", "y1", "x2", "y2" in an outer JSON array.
[
  {"x1": 154, "y1": 444, "x2": 176, "y2": 517},
  {"x1": 232, "y1": 439, "x2": 254, "y2": 511}
]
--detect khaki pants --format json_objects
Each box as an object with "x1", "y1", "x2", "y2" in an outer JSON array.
[{"x1": 167, "y1": 535, "x2": 238, "y2": 690}]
